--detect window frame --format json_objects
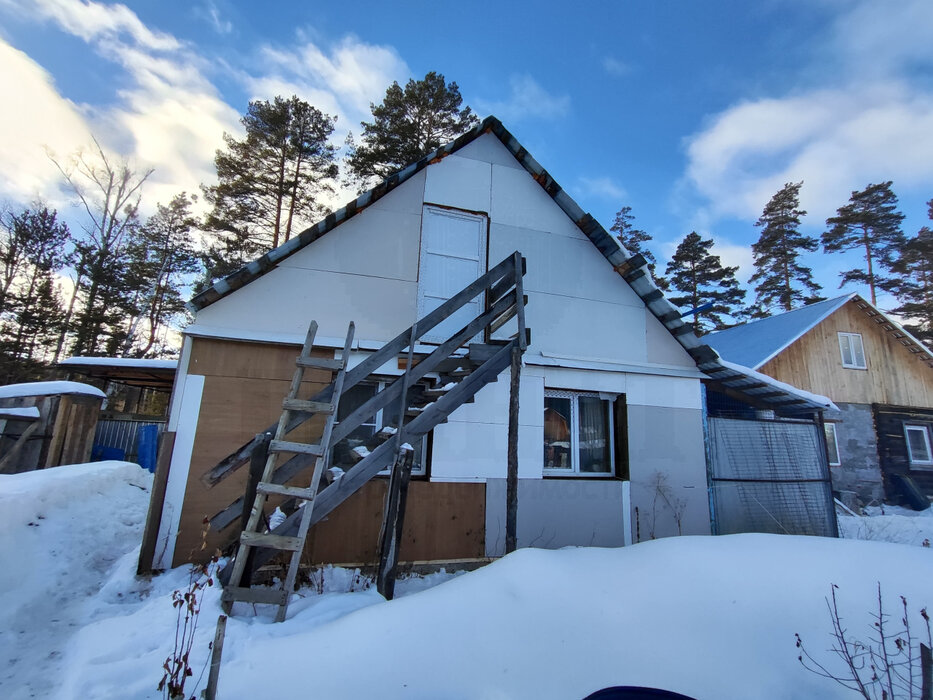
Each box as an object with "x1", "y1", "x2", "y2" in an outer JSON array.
[
  {"x1": 543, "y1": 389, "x2": 616, "y2": 477},
  {"x1": 904, "y1": 423, "x2": 933, "y2": 468},
  {"x1": 838, "y1": 332, "x2": 867, "y2": 370},
  {"x1": 823, "y1": 422, "x2": 841, "y2": 467}
]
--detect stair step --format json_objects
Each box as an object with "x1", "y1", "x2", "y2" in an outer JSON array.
[
  {"x1": 269, "y1": 440, "x2": 323, "y2": 456},
  {"x1": 222, "y1": 586, "x2": 289, "y2": 606},
  {"x1": 240, "y1": 531, "x2": 304, "y2": 552},
  {"x1": 295, "y1": 356, "x2": 343, "y2": 371},
  {"x1": 282, "y1": 398, "x2": 334, "y2": 414},
  {"x1": 256, "y1": 482, "x2": 315, "y2": 500}
]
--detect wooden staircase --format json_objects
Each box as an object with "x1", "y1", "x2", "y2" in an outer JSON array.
[{"x1": 203, "y1": 251, "x2": 528, "y2": 619}]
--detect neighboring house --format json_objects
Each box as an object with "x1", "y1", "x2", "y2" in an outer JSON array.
[
  {"x1": 144, "y1": 116, "x2": 835, "y2": 571},
  {"x1": 706, "y1": 294, "x2": 933, "y2": 507}
]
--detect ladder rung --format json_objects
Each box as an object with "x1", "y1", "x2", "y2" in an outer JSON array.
[
  {"x1": 282, "y1": 398, "x2": 334, "y2": 414},
  {"x1": 256, "y1": 482, "x2": 315, "y2": 500},
  {"x1": 222, "y1": 586, "x2": 289, "y2": 606},
  {"x1": 296, "y1": 356, "x2": 343, "y2": 371},
  {"x1": 269, "y1": 440, "x2": 323, "y2": 456},
  {"x1": 240, "y1": 531, "x2": 304, "y2": 551}
]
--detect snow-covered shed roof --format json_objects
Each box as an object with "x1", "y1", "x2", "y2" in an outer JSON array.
[
  {"x1": 705, "y1": 293, "x2": 933, "y2": 371},
  {"x1": 0, "y1": 381, "x2": 105, "y2": 400},
  {"x1": 59, "y1": 357, "x2": 177, "y2": 391},
  {"x1": 187, "y1": 115, "x2": 833, "y2": 415}
]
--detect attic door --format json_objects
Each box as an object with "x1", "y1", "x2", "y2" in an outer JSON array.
[{"x1": 418, "y1": 206, "x2": 487, "y2": 343}]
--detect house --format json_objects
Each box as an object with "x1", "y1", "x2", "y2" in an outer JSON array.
[
  {"x1": 705, "y1": 294, "x2": 933, "y2": 508},
  {"x1": 143, "y1": 117, "x2": 836, "y2": 572}
]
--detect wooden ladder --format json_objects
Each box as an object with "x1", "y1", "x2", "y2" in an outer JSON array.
[{"x1": 221, "y1": 320, "x2": 355, "y2": 622}]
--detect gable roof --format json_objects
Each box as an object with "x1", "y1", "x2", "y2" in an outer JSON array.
[
  {"x1": 705, "y1": 293, "x2": 933, "y2": 371},
  {"x1": 705, "y1": 294, "x2": 854, "y2": 369},
  {"x1": 188, "y1": 116, "x2": 834, "y2": 414}
]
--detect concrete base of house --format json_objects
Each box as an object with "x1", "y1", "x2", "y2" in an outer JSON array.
[{"x1": 831, "y1": 402, "x2": 884, "y2": 507}]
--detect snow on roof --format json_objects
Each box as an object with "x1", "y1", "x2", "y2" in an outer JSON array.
[
  {"x1": 704, "y1": 294, "x2": 854, "y2": 369},
  {"x1": 0, "y1": 406, "x2": 41, "y2": 419},
  {"x1": 0, "y1": 381, "x2": 106, "y2": 400},
  {"x1": 60, "y1": 357, "x2": 178, "y2": 370},
  {"x1": 716, "y1": 359, "x2": 838, "y2": 412}
]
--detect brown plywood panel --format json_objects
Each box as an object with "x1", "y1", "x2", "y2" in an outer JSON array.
[
  {"x1": 305, "y1": 480, "x2": 486, "y2": 564},
  {"x1": 189, "y1": 337, "x2": 336, "y2": 384},
  {"x1": 759, "y1": 301, "x2": 933, "y2": 408}
]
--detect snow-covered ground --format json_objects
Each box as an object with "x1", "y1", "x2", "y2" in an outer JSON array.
[{"x1": 1, "y1": 462, "x2": 931, "y2": 700}]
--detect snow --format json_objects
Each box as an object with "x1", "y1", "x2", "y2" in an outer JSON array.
[
  {"x1": 2, "y1": 461, "x2": 932, "y2": 700},
  {"x1": 0, "y1": 380, "x2": 106, "y2": 400},
  {"x1": 716, "y1": 358, "x2": 838, "y2": 411},
  {"x1": 351, "y1": 445, "x2": 370, "y2": 458},
  {"x1": 60, "y1": 357, "x2": 178, "y2": 370},
  {"x1": 838, "y1": 504, "x2": 933, "y2": 547},
  {"x1": 0, "y1": 406, "x2": 40, "y2": 419}
]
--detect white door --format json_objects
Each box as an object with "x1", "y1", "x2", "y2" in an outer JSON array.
[{"x1": 418, "y1": 206, "x2": 487, "y2": 344}]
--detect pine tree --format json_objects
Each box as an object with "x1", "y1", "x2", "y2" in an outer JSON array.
[
  {"x1": 610, "y1": 205, "x2": 668, "y2": 290},
  {"x1": 665, "y1": 231, "x2": 746, "y2": 334},
  {"x1": 346, "y1": 72, "x2": 479, "y2": 185},
  {"x1": 889, "y1": 198, "x2": 933, "y2": 347},
  {"x1": 822, "y1": 181, "x2": 906, "y2": 305},
  {"x1": 122, "y1": 193, "x2": 201, "y2": 357},
  {"x1": 0, "y1": 206, "x2": 70, "y2": 381},
  {"x1": 203, "y1": 96, "x2": 338, "y2": 282},
  {"x1": 747, "y1": 182, "x2": 822, "y2": 315}
]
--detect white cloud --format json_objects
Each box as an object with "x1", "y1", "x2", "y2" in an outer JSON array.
[
  {"x1": 683, "y1": 0, "x2": 933, "y2": 225},
  {"x1": 199, "y1": 0, "x2": 232, "y2": 35},
  {"x1": 575, "y1": 176, "x2": 626, "y2": 201},
  {"x1": 475, "y1": 75, "x2": 570, "y2": 123},
  {"x1": 249, "y1": 36, "x2": 410, "y2": 138},
  {"x1": 33, "y1": 0, "x2": 180, "y2": 51},
  {"x1": 603, "y1": 57, "x2": 631, "y2": 77},
  {"x1": 0, "y1": 40, "x2": 93, "y2": 203}
]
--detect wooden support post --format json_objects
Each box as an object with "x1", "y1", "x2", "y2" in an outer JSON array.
[
  {"x1": 921, "y1": 643, "x2": 931, "y2": 700},
  {"x1": 202, "y1": 614, "x2": 227, "y2": 700},
  {"x1": 376, "y1": 447, "x2": 414, "y2": 600},
  {"x1": 506, "y1": 344, "x2": 521, "y2": 554},
  {"x1": 137, "y1": 431, "x2": 176, "y2": 575}
]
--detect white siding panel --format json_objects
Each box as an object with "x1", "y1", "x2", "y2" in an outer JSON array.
[
  {"x1": 430, "y1": 422, "x2": 542, "y2": 481},
  {"x1": 368, "y1": 169, "x2": 426, "y2": 215},
  {"x1": 645, "y1": 309, "x2": 697, "y2": 368},
  {"x1": 423, "y1": 155, "x2": 492, "y2": 213},
  {"x1": 280, "y1": 207, "x2": 421, "y2": 282},
  {"x1": 540, "y1": 366, "x2": 627, "y2": 394},
  {"x1": 455, "y1": 132, "x2": 524, "y2": 169},
  {"x1": 195, "y1": 266, "x2": 416, "y2": 343},
  {"x1": 490, "y1": 164, "x2": 587, "y2": 240},
  {"x1": 489, "y1": 222, "x2": 643, "y2": 307},
  {"x1": 625, "y1": 374, "x2": 703, "y2": 410},
  {"x1": 524, "y1": 291, "x2": 648, "y2": 361}
]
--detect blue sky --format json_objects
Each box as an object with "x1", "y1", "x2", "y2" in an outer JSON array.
[{"x1": 2, "y1": 0, "x2": 933, "y2": 309}]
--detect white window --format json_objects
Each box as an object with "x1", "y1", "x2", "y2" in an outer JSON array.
[
  {"x1": 417, "y1": 206, "x2": 487, "y2": 344},
  {"x1": 905, "y1": 424, "x2": 933, "y2": 467},
  {"x1": 544, "y1": 391, "x2": 615, "y2": 476},
  {"x1": 334, "y1": 382, "x2": 427, "y2": 476},
  {"x1": 838, "y1": 332, "x2": 867, "y2": 369},
  {"x1": 823, "y1": 423, "x2": 841, "y2": 466}
]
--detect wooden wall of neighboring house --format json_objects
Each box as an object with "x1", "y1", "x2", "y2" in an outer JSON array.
[
  {"x1": 758, "y1": 301, "x2": 933, "y2": 407},
  {"x1": 872, "y1": 404, "x2": 933, "y2": 498},
  {"x1": 172, "y1": 336, "x2": 486, "y2": 566}
]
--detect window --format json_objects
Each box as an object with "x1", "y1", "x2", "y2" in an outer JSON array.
[
  {"x1": 905, "y1": 424, "x2": 933, "y2": 467},
  {"x1": 333, "y1": 382, "x2": 427, "y2": 476},
  {"x1": 838, "y1": 332, "x2": 867, "y2": 369},
  {"x1": 823, "y1": 423, "x2": 841, "y2": 466},
  {"x1": 544, "y1": 391, "x2": 615, "y2": 476}
]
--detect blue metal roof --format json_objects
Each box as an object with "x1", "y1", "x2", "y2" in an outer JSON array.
[{"x1": 704, "y1": 295, "x2": 854, "y2": 369}]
